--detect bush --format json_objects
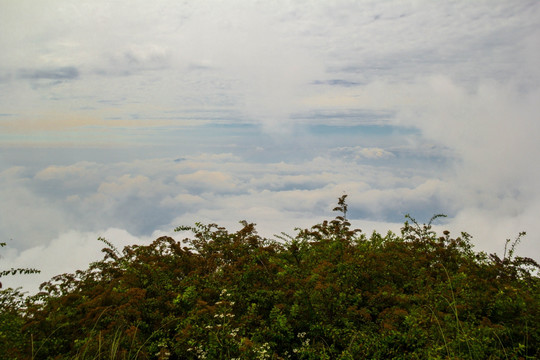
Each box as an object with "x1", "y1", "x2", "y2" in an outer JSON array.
[{"x1": 5, "y1": 196, "x2": 540, "y2": 359}]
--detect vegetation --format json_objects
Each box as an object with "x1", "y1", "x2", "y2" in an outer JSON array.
[
  {"x1": 1, "y1": 196, "x2": 539, "y2": 359},
  {"x1": 0, "y1": 242, "x2": 40, "y2": 358}
]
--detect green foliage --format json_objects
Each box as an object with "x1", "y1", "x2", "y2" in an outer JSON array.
[
  {"x1": 2, "y1": 198, "x2": 540, "y2": 359},
  {"x1": 1, "y1": 241, "x2": 41, "y2": 359}
]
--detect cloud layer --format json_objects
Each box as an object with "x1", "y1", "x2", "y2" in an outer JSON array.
[{"x1": 1, "y1": 1, "x2": 539, "y2": 293}]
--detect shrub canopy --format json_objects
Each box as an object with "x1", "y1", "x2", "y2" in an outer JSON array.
[{"x1": 1, "y1": 196, "x2": 539, "y2": 359}]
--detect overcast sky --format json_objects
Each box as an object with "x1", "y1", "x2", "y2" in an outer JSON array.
[{"x1": 1, "y1": 0, "x2": 539, "y2": 293}]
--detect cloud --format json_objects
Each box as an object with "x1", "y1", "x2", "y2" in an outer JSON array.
[
  {"x1": 160, "y1": 193, "x2": 205, "y2": 208},
  {"x1": 3, "y1": 1, "x2": 538, "y2": 140},
  {"x1": 1, "y1": 0, "x2": 539, "y2": 295},
  {"x1": 331, "y1": 146, "x2": 395, "y2": 160},
  {"x1": 395, "y1": 76, "x2": 540, "y2": 203},
  {"x1": 0, "y1": 167, "x2": 70, "y2": 247},
  {"x1": 17, "y1": 66, "x2": 79, "y2": 80},
  {"x1": 0, "y1": 228, "x2": 166, "y2": 295},
  {"x1": 1, "y1": 152, "x2": 447, "y2": 247},
  {"x1": 139, "y1": 1, "x2": 328, "y2": 131},
  {"x1": 1, "y1": 145, "x2": 538, "y2": 295},
  {"x1": 333, "y1": 75, "x2": 540, "y2": 258},
  {"x1": 313, "y1": 79, "x2": 364, "y2": 87},
  {"x1": 96, "y1": 44, "x2": 172, "y2": 76},
  {"x1": 0, "y1": 110, "x2": 180, "y2": 136},
  {"x1": 175, "y1": 171, "x2": 238, "y2": 194},
  {"x1": 97, "y1": 174, "x2": 154, "y2": 198},
  {"x1": 35, "y1": 161, "x2": 101, "y2": 181}
]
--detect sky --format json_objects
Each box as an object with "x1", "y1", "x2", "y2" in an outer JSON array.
[{"x1": 1, "y1": 0, "x2": 539, "y2": 294}]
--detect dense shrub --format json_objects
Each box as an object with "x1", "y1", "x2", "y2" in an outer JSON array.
[
  {"x1": 2, "y1": 196, "x2": 539, "y2": 359},
  {"x1": 0, "y1": 242, "x2": 40, "y2": 359}
]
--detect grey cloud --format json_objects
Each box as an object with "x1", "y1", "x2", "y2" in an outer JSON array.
[
  {"x1": 330, "y1": 146, "x2": 395, "y2": 161},
  {"x1": 324, "y1": 2, "x2": 540, "y2": 85},
  {"x1": 291, "y1": 109, "x2": 393, "y2": 124},
  {"x1": 312, "y1": 79, "x2": 364, "y2": 87},
  {"x1": 349, "y1": 179, "x2": 457, "y2": 223},
  {"x1": 187, "y1": 62, "x2": 216, "y2": 71},
  {"x1": 1, "y1": 152, "x2": 455, "y2": 248},
  {"x1": 17, "y1": 66, "x2": 79, "y2": 80},
  {"x1": 0, "y1": 71, "x2": 13, "y2": 83},
  {"x1": 95, "y1": 45, "x2": 172, "y2": 77},
  {"x1": 388, "y1": 144, "x2": 457, "y2": 163}
]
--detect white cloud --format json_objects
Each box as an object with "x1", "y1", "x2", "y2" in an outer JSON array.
[
  {"x1": 1, "y1": 148, "x2": 537, "y2": 294},
  {"x1": 0, "y1": 228, "x2": 168, "y2": 295},
  {"x1": 332, "y1": 146, "x2": 395, "y2": 160},
  {"x1": 160, "y1": 193, "x2": 205, "y2": 208},
  {"x1": 175, "y1": 170, "x2": 238, "y2": 193},
  {"x1": 0, "y1": 167, "x2": 70, "y2": 247}
]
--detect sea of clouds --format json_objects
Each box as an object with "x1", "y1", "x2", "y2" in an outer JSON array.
[{"x1": 1, "y1": 1, "x2": 539, "y2": 293}]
